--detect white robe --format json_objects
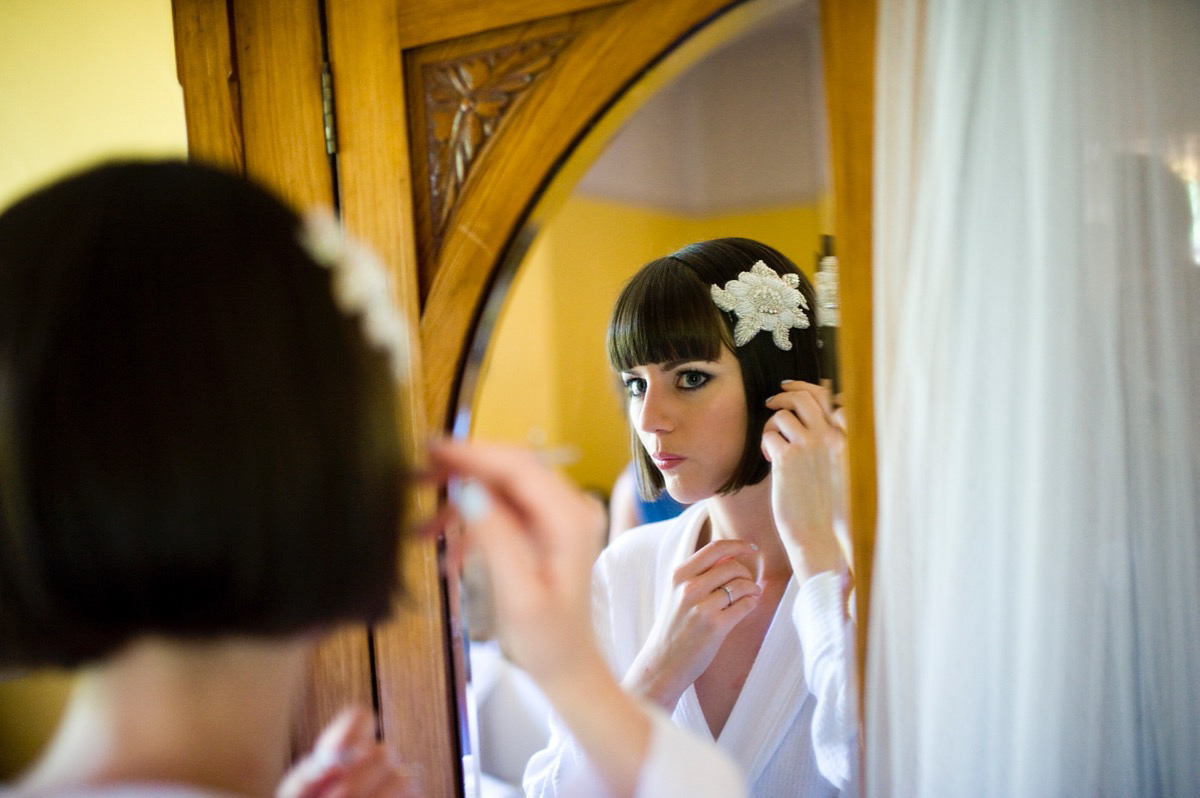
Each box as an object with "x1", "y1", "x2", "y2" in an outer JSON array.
[
  {"x1": 0, "y1": 715, "x2": 741, "y2": 798},
  {"x1": 524, "y1": 502, "x2": 857, "y2": 798},
  {"x1": 543, "y1": 707, "x2": 747, "y2": 798}
]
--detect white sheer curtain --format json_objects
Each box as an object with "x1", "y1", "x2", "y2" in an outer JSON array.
[{"x1": 868, "y1": 1, "x2": 1200, "y2": 796}]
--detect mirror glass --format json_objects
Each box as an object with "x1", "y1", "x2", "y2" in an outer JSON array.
[{"x1": 454, "y1": 1, "x2": 832, "y2": 794}]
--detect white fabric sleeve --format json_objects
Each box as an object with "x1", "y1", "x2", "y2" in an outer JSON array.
[
  {"x1": 524, "y1": 527, "x2": 747, "y2": 797},
  {"x1": 521, "y1": 551, "x2": 623, "y2": 798},
  {"x1": 630, "y1": 707, "x2": 746, "y2": 798},
  {"x1": 522, "y1": 702, "x2": 587, "y2": 798},
  {"x1": 793, "y1": 570, "x2": 859, "y2": 792},
  {"x1": 523, "y1": 705, "x2": 746, "y2": 798}
]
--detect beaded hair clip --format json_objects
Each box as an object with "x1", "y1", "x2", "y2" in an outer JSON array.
[
  {"x1": 711, "y1": 260, "x2": 810, "y2": 351},
  {"x1": 298, "y1": 209, "x2": 412, "y2": 382}
]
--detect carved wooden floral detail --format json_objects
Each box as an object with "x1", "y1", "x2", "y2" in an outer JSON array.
[{"x1": 423, "y1": 35, "x2": 572, "y2": 251}]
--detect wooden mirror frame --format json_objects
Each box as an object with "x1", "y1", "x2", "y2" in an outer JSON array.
[{"x1": 172, "y1": 0, "x2": 874, "y2": 793}]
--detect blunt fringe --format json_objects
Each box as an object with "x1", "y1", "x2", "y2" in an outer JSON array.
[
  {"x1": 0, "y1": 160, "x2": 407, "y2": 668},
  {"x1": 606, "y1": 237, "x2": 822, "y2": 500}
]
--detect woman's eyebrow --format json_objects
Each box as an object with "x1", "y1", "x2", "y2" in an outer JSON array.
[
  {"x1": 661, "y1": 359, "x2": 709, "y2": 371},
  {"x1": 623, "y1": 359, "x2": 710, "y2": 375}
]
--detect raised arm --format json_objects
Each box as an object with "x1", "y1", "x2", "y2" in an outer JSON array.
[
  {"x1": 762, "y1": 381, "x2": 859, "y2": 791},
  {"x1": 430, "y1": 440, "x2": 745, "y2": 798},
  {"x1": 761, "y1": 380, "x2": 850, "y2": 583}
]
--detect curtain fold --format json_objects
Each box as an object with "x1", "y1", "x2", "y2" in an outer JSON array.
[{"x1": 868, "y1": 1, "x2": 1200, "y2": 795}]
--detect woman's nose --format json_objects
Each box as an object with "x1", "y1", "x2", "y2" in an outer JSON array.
[{"x1": 634, "y1": 384, "x2": 674, "y2": 434}]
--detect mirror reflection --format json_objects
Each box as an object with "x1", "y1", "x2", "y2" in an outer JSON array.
[{"x1": 457, "y1": 2, "x2": 851, "y2": 795}]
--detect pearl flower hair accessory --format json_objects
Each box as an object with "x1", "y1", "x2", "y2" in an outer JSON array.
[
  {"x1": 299, "y1": 209, "x2": 412, "y2": 382},
  {"x1": 711, "y1": 260, "x2": 810, "y2": 350}
]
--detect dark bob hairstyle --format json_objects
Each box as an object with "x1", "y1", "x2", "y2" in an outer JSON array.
[
  {"x1": 606, "y1": 237, "x2": 822, "y2": 499},
  {"x1": 0, "y1": 160, "x2": 406, "y2": 668}
]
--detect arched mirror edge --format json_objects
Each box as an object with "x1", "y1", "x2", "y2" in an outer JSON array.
[
  {"x1": 445, "y1": 0, "x2": 805, "y2": 434},
  {"x1": 416, "y1": 0, "x2": 804, "y2": 431},
  {"x1": 443, "y1": 5, "x2": 806, "y2": 788},
  {"x1": 443, "y1": 0, "x2": 874, "y2": 792}
]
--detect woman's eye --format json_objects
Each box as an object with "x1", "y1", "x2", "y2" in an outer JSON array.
[
  {"x1": 678, "y1": 370, "x2": 710, "y2": 389},
  {"x1": 623, "y1": 377, "x2": 646, "y2": 397}
]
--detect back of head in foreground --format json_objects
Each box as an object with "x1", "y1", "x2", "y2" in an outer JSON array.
[
  {"x1": 0, "y1": 162, "x2": 753, "y2": 798},
  {"x1": 0, "y1": 160, "x2": 407, "y2": 671}
]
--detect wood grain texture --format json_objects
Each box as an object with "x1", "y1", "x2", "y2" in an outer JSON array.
[
  {"x1": 232, "y1": 0, "x2": 331, "y2": 211},
  {"x1": 291, "y1": 626, "x2": 376, "y2": 756},
  {"x1": 392, "y1": 0, "x2": 620, "y2": 49},
  {"x1": 406, "y1": 12, "x2": 596, "y2": 299},
  {"x1": 223, "y1": 0, "x2": 376, "y2": 755},
  {"x1": 171, "y1": 0, "x2": 244, "y2": 171},
  {"x1": 419, "y1": 0, "x2": 760, "y2": 432},
  {"x1": 420, "y1": 33, "x2": 576, "y2": 266},
  {"x1": 325, "y1": 3, "x2": 458, "y2": 794},
  {"x1": 819, "y1": 0, "x2": 877, "y2": 737}
]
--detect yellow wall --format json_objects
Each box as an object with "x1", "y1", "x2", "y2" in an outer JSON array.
[
  {"x1": 0, "y1": 0, "x2": 186, "y2": 209},
  {"x1": 469, "y1": 241, "x2": 560, "y2": 448},
  {"x1": 471, "y1": 194, "x2": 828, "y2": 497},
  {"x1": 0, "y1": 0, "x2": 185, "y2": 778}
]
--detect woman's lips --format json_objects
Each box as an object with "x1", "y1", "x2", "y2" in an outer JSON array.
[{"x1": 652, "y1": 453, "x2": 685, "y2": 471}]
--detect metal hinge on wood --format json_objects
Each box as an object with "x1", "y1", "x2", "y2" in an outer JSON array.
[{"x1": 321, "y1": 62, "x2": 338, "y2": 155}]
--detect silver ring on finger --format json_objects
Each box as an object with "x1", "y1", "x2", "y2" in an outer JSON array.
[{"x1": 722, "y1": 584, "x2": 734, "y2": 607}]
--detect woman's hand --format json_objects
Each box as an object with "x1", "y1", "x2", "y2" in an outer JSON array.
[
  {"x1": 622, "y1": 539, "x2": 762, "y2": 709},
  {"x1": 429, "y1": 439, "x2": 651, "y2": 797},
  {"x1": 429, "y1": 440, "x2": 605, "y2": 685},
  {"x1": 761, "y1": 381, "x2": 849, "y2": 583},
  {"x1": 276, "y1": 706, "x2": 418, "y2": 798}
]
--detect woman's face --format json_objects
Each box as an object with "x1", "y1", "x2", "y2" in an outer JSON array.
[{"x1": 620, "y1": 345, "x2": 748, "y2": 504}]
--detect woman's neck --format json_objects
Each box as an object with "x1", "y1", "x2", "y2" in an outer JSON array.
[
  {"x1": 19, "y1": 635, "x2": 311, "y2": 798},
  {"x1": 704, "y1": 475, "x2": 792, "y2": 580}
]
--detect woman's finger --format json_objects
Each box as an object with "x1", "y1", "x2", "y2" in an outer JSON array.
[
  {"x1": 431, "y1": 439, "x2": 580, "y2": 526},
  {"x1": 761, "y1": 427, "x2": 788, "y2": 463},
  {"x1": 682, "y1": 557, "x2": 759, "y2": 599},
  {"x1": 713, "y1": 583, "x2": 761, "y2": 624},
  {"x1": 763, "y1": 407, "x2": 811, "y2": 445},
  {"x1": 455, "y1": 481, "x2": 543, "y2": 589},
  {"x1": 277, "y1": 706, "x2": 379, "y2": 798},
  {"x1": 779, "y1": 379, "x2": 835, "y2": 411},
  {"x1": 312, "y1": 706, "x2": 376, "y2": 756},
  {"x1": 675, "y1": 539, "x2": 760, "y2": 580},
  {"x1": 334, "y1": 747, "x2": 398, "y2": 798},
  {"x1": 705, "y1": 575, "x2": 762, "y2": 610},
  {"x1": 765, "y1": 385, "x2": 831, "y2": 427},
  {"x1": 766, "y1": 380, "x2": 837, "y2": 421},
  {"x1": 432, "y1": 440, "x2": 604, "y2": 580}
]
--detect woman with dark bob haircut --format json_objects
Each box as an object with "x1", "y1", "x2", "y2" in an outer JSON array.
[
  {"x1": 526, "y1": 239, "x2": 858, "y2": 797},
  {"x1": 0, "y1": 161, "x2": 745, "y2": 798}
]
